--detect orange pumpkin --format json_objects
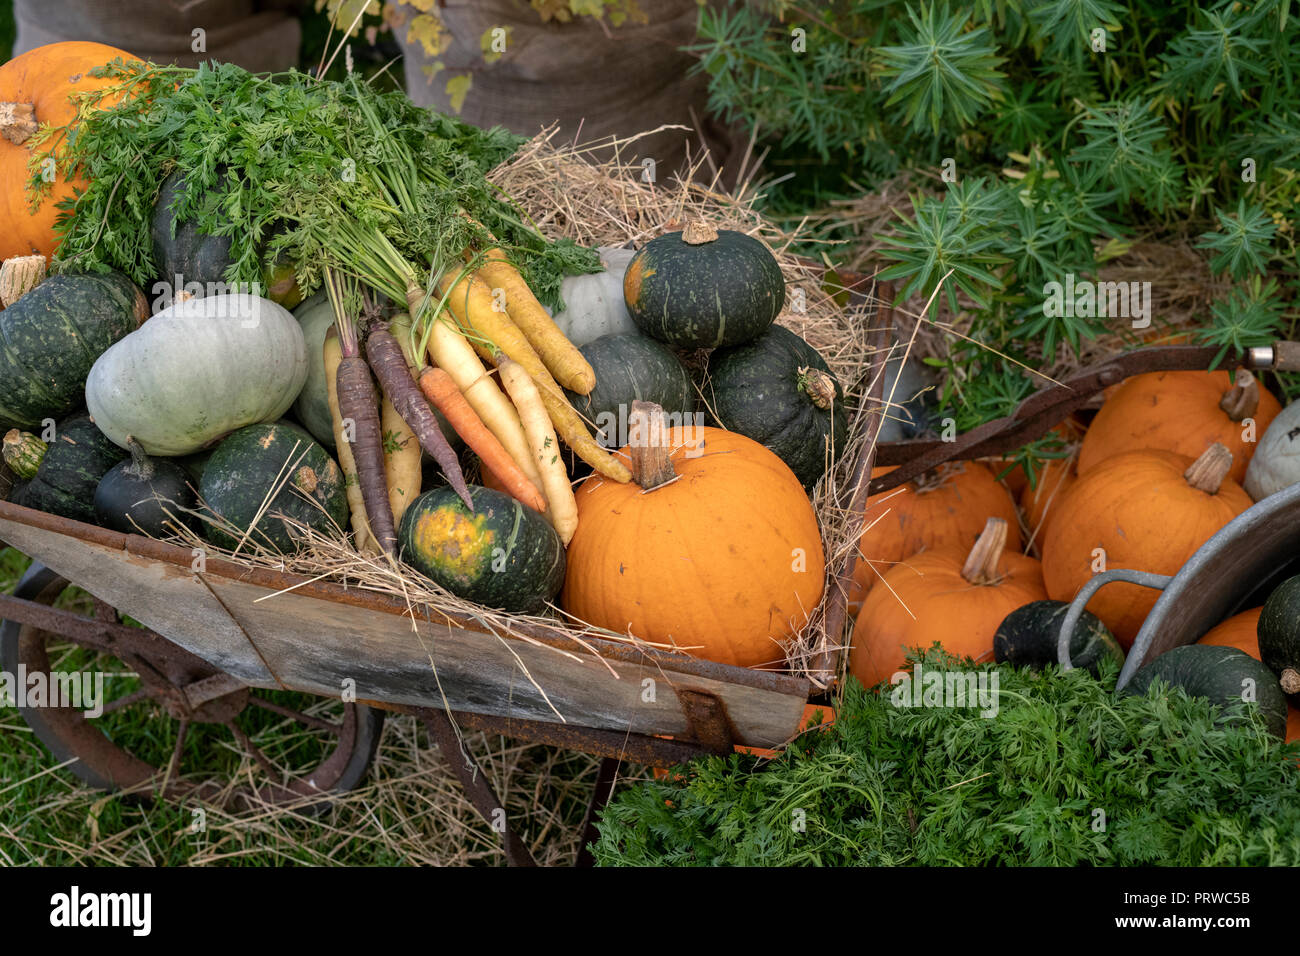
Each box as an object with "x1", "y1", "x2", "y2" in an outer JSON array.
[
  {"x1": 563, "y1": 402, "x2": 825, "y2": 669},
  {"x1": 1198, "y1": 607, "x2": 1300, "y2": 745},
  {"x1": 849, "y1": 460, "x2": 1021, "y2": 611},
  {"x1": 849, "y1": 517, "x2": 1047, "y2": 689},
  {"x1": 1078, "y1": 370, "x2": 1281, "y2": 485},
  {"x1": 1042, "y1": 444, "x2": 1253, "y2": 648},
  {"x1": 1020, "y1": 451, "x2": 1080, "y2": 555},
  {"x1": 0, "y1": 41, "x2": 139, "y2": 262}
]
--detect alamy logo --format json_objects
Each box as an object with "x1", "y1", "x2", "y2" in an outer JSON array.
[
  {"x1": 49, "y1": 886, "x2": 151, "y2": 936},
  {"x1": 1042, "y1": 273, "x2": 1152, "y2": 329},
  {"x1": 0, "y1": 667, "x2": 104, "y2": 717},
  {"x1": 890, "y1": 663, "x2": 1000, "y2": 718}
]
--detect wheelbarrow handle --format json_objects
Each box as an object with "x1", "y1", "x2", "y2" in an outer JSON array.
[
  {"x1": 1057, "y1": 569, "x2": 1173, "y2": 670},
  {"x1": 1245, "y1": 341, "x2": 1300, "y2": 373}
]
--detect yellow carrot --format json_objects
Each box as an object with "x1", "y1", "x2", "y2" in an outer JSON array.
[
  {"x1": 382, "y1": 314, "x2": 424, "y2": 526},
  {"x1": 412, "y1": 288, "x2": 546, "y2": 493},
  {"x1": 496, "y1": 355, "x2": 579, "y2": 546},
  {"x1": 324, "y1": 327, "x2": 379, "y2": 554},
  {"x1": 473, "y1": 248, "x2": 596, "y2": 394},
  {"x1": 436, "y1": 267, "x2": 631, "y2": 483}
]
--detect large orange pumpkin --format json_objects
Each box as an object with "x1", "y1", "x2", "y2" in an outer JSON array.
[
  {"x1": 1198, "y1": 607, "x2": 1300, "y2": 745},
  {"x1": 1042, "y1": 444, "x2": 1253, "y2": 648},
  {"x1": 849, "y1": 517, "x2": 1047, "y2": 689},
  {"x1": 563, "y1": 403, "x2": 825, "y2": 669},
  {"x1": 1078, "y1": 369, "x2": 1281, "y2": 485},
  {"x1": 849, "y1": 460, "x2": 1021, "y2": 611},
  {"x1": 0, "y1": 42, "x2": 139, "y2": 262}
]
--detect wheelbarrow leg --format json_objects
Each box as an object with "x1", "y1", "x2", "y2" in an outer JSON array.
[
  {"x1": 420, "y1": 709, "x2": 538, "y2": 867},
  {"x1": 575, "y1": 757, "x2": 621, "y2": 867}
]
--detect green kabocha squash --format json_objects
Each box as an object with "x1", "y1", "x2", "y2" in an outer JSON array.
[
  {"x1": 994, "y1": 599, "x2": 1124, "y2": 677},
  {"x1": 86, "y1": 292, "x2": 308, "y2": 457},
  {"x1": 624, "y1": 222, "x2": 784, "y2": 349},
  {"x1": 200, "y1": 421, "x2": 348, "y2": 553},
  {"x1": 0, "y1": 272, "x2": 147, "y2": 430},
  {"x1": 1258, "y1": 574, "x2": 1300, "y2": 694},
  {"x1": 2, "y1": 428, "x2": 46, "y2": 479},
  {"x1": 94, "y1": 439, "x2": 196, "y2": 536},
  {"x1": 11, "y1": 416, "x2": 126, "y2": 523},
  {"x1": 563, "y1": 334, "x2": 694, "y2": 448},
  {"x1": 1123, "y1": 644, "x2": 1287, "y2": 739},
  {"x1": 705, "y1": 325, "x2": 847, "y2": 489},
  {"x1": 151, "y1": 169, "x2": 236, "y2": 293},
  {"x1": 398, "y1": 485, "x2": 566, "y2": 614}
]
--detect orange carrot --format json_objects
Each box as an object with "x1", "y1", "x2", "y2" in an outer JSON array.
[{"x1": 418, "y1": 366, "x2": 548, "y2": 514}]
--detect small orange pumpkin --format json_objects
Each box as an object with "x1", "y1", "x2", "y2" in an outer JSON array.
[
  {"x1": 1042, "y1": 443, "x2": 1253, "y2": 648},
  {"x1": 849, "y1": 460, "x2": 1021, "y2": 611},
  {"x1": 1198, "y1": 607, "x2": 1300, "y2": 745},
  {"x1": 849, "y1": 517, "x2": 1047, "y2": 689},
  {"x1": 0, "y1": 41, "x2": 140, "y2": 262},
  {"x1": 1078, "y1": 369, "x2": 1281, "y2": 485},
  {"x1": 563, "y1": 402, "x2": 825, "y2": 669}
]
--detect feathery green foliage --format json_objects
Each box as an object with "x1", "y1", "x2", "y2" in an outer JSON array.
[{"x1": 593, "y1": 650, "x2": 1300, "y2": 866}]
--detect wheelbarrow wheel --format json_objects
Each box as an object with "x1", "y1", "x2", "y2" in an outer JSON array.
[{"x1": 0, "y1": 563, "x2": 384, "y2": 814}]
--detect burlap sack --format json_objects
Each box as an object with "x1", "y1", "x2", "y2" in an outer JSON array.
[
  {"x1": 393, "y1": 0, "x2": 744, "y2": 183},
  {"x1": 13, "y1": 0, "x2": 303, "y2": 73}
]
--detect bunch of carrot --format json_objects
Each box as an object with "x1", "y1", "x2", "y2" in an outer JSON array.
[{"x1": 321, "y1": 249, "x2": 624, "y2": 557}]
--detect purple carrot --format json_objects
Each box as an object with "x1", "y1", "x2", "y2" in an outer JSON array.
[
  {"x1": 365, "y1": 325, "x2": 474, "y2": 510},
  {"x1": 331, "y1": 325, "x2": 398, "y2": 555}
]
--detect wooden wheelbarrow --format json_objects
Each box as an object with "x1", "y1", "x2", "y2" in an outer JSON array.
[{"x1": 2, "y1": 278, "x2": 1295, "y2": 864}]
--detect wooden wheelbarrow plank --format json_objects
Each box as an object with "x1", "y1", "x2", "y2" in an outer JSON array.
[
  {"x1": 0, "y1": 506, "x2": 275, "y2": 685},
  {"x1": 0, "y1": 500, "x2": 811, "y2": 749}
]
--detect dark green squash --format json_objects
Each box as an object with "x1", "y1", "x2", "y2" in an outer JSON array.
[
  {"x1": 0, "y1": 272, "x2": 147, "y2": 431},
  {"x1": 705, "y1": 325, "x2": 847, "y2": 489},
  {"x1": 1258, "y1": 574, "x2": 1300, "y2": 695},
  {"x1": 994, "y1": 599, "x2": 1124, "y2": 676},
  {"x1": 1123, "y1": 644, "x2": 1287, "y2": 739},
  {"x1": 11, "y1": 416, "x2": 127, "y2": 524},
  {"x1": 94, "y1": 440, "x2": 197, "y2": 536},
  {"x1": 398, "y1": 484, "x2": 565, "y2": 614},
  {"x1": 623, "y1": 223, "x2": 784, "y2": 349},
  {"x1": 151, "y1": 169, "x2": 238, "y2": 294},
  {"x1": 563, "y1": 334, "x2": 694, "y2": 448},
  {"x1": 200, "y1": 421, "x2": 348, "y2": 553}
]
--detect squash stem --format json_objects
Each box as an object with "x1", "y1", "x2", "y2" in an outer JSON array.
[
  {"x1": 1219, "y1": 370, "x2": 1261, "y2": 423},
  {"x1": 0, "y1": 101, "x2": 37, "y2": 145},
  {"x1": 1184, "y1": 442, "x2": 1233, "y2": 494},
  {"x1": 627, "y1": 401, "x2": 678, "y2": 491},
  {"x1": 123, "y1": 436, "x2": 155, "y2": 481},
  {"x1": 961, "y1": 517, "x2": 1008, "y2": 586}
]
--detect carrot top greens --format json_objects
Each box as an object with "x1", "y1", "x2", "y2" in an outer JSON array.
[{"x1": 32, "y1": 58, "x2": 598, "y2": 309}]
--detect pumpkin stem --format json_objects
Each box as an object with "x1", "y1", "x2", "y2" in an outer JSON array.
[
  {"x1": 0, "y1": 101, "x2": 38, "y2": 145},
  {"x1": 123, "y1": 437, "x2": 156, "y2": 481},
  {"x1": 797, "y1": 366, "x2": 837, "y2": 410},
  {"x1": 2, "y1": 428, "x2": 46, "y2": 479},
  {"x1": 1219, "y1": 369, "x2": 1260, "y2": 422},
  {"x1": 681, "y1": 221, "x2": 719, "y2": 245},
  {"x1": 1184, "y1": 442, "x2": 1233, "y2": 494},
  {"x1": 627, "y1": 400, "x2": 678, "y2": 491},
  {"x1": 1281, "y1": 668, "x2": 1300, "y2": 695},
  {"x1": 961, "y1": 517, "x2": 1008, "y2": 586},
  {"x1": 0, "y1": 255, "x2": 46, "y2": 307}
]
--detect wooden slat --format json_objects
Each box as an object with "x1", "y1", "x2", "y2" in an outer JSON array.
[
  {"x1": 204, "y1": 575, "x2": 808, "y2": 748},
  {"x1": 0, "y1": 512, "x2": 276, "y2": 685}
]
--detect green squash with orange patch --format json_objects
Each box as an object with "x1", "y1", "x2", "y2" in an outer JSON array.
[{"x1": 398, "y1": 485, "x2": 566, "y2": 613}]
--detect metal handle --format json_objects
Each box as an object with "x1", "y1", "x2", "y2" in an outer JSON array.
[
  {"x1": 1245, "y1": 341, "x2": 1300, "y2": 373},
  {"x1": 1057, "y1": 569, "x2": 1173, "y2": 670}
]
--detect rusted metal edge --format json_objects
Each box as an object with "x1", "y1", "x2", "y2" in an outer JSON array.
[
  {"x1": 0, "y1": 498, "x2": 810, "y2": 702},
  {"x1": 869, "y1": 344, "x2": 1252, "y2": 494}
]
